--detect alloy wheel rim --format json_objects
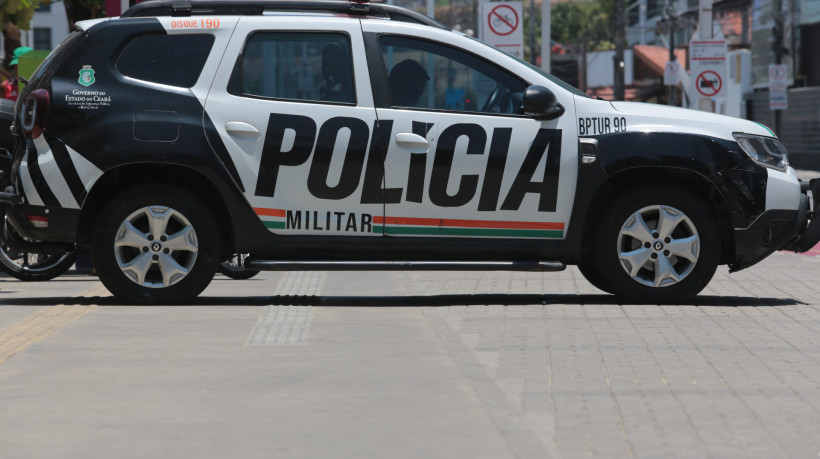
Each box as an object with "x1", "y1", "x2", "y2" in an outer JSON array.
[
  {"x1": 617, "y1": 205, "x2": 700, "y2": 288},
  {"x1": 114, "y1": 205, "x2": 198, "y2": 288}
]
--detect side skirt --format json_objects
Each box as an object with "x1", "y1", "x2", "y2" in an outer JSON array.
[{"x1": 246, "y1": 260, "x2": 566, "y2": 272}]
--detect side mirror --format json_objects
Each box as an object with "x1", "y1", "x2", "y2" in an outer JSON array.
[{"x1": 523, "y1": 85, "x2": 564, "y2": 120}]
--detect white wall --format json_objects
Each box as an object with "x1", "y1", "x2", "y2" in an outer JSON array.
[{"x1": 586, "y1": 49, "x2": 634, "y2": 89}]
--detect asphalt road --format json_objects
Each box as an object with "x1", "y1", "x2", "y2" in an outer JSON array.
[{"x1": 1, "y1": 249, "x2": 820, "y2": 459}]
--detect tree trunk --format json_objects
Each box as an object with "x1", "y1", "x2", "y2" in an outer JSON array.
[
  {"x1": 2, "y1": 22, "x2": 22, "y2": 75},
  {"x1": 580, "y1": 39, "x2": 587, "y2": 92}
]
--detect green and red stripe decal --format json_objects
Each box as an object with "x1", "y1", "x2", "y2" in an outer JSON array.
[
  {"x1": 254, "y1": 207, "x2": 286, "y2": 229},
  {"x1": 373, "y1": 216, "x2": 563, "y2": 238},
  {"x1": 254, "y1": 208, "x2": 564, "y2": 238}
]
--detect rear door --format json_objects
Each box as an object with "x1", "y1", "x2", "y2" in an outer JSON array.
[{"x1": 204, "y1": 16, "x2": 382, "y2": 236}]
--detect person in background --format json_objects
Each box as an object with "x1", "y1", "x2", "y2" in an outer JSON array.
[{"x1": 1, "y1": 47, "x2": 33, "y2": 102}]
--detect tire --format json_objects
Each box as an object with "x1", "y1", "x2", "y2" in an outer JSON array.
[
  {"x1": 576, "y1": 263, "x2": 612, "y2": 293},
  {"x1": 219, "y1": 253, "x2": 260, "y2": 280},
  {"x1": 595, "y1": 185, "x2": 720, "y2": 304},
  {"x1": 0, "y1": 214, "x2": 78, "y2": 281},
  {"x1": 92, "y1": 185, "x2": 220, "y2": 304}
]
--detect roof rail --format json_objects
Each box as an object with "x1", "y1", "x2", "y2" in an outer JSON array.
[
  {"x1": 171, "y1": 0, "x2": 192, "y2": 16},
  {"x1": 121, "y1": 0, "x2": 446, "y2": 28}
]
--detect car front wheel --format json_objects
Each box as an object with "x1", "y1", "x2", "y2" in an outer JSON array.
[{"x1": 596, "y1": 185, "x2": 720, "y2": 304}]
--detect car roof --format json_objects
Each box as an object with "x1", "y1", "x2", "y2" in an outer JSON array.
[{"x1": 121, "y1": 0, "x2": 447, "y2": 29}]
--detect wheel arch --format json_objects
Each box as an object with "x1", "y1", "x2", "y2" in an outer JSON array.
[
  {"x1": 579, "y1": 166, "x2": 736, "y2": 265},
  {"x1": 76, "y1": 163, "x2": 236, "y2": 253}
]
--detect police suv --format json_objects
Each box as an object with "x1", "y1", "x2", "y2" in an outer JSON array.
[{"x1": 4, "y1": 0, "x2": 819, "y2": 304}]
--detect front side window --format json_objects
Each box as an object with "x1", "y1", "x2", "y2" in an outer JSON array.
[
  {"x1": 230, "y1": 32, "x2": 355, "y2": 104},
  {"x1": 378, "y1": 35, "x2": 527, "y2": 114},
  {"x1": 116, "y1": 34, "x2": 215, "y2": 88}
]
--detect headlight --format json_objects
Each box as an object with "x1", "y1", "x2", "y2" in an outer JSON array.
[{"x1": 733, "y1": 133, "x2": 789, "y2": 171}]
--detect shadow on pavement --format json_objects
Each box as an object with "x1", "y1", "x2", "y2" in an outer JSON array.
[{"x1": 0, "y1": 294, "x2": 804, "y2": 307}]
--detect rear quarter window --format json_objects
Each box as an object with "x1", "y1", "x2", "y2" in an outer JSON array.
[{"x1": 116, "y1": 34, "x2": 215, "y2": 88}]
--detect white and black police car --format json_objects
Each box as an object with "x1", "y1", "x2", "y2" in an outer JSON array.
[{"x1": 3, "y1": 0, "x2": 819, "y2": 304}]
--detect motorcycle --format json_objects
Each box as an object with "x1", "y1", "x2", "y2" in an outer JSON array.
[
  {"x1": 218, "y1": 253, "x2": 260, "y2": 280},
  {"x1": 0, "y1": 98, "x2": 79, "y2": 281}
]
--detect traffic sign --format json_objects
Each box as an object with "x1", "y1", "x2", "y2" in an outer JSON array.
[
  {"x1": 769, "y1": 64, "x2": 788, "y2": 110},
  {"x1": 695, "y1": 70, "x2": 722, "y2": 97},
  {"x1": 488, "y1": 4, "x2": 519, "y2": 36},
  {"x1": 664, "y1": 61, "x2": 680, "y2": 86},
  {"x1": 770, "y1": 64, "x2": 787, "y2": 82},
  {"x1": 480, "y1": 1, "x2": 524, "y2": 59},
  {"x1": 689, "y1": 39, "x2": 727, "y2": 99}
]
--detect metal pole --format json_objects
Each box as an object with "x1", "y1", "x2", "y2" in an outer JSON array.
[
  {"x1": 530, "y1": 0, "x2": 536, "y2": 64},
  {"x1": 639, "y1": 0, "x2": 647, "y2": 45},
  {"x1": 772, "y1": 0, "x2": 784, "y2": 136},
  {"x1": 699, "y1": 0, "x2": 713, "y2": 39},
  {"x1": 541, "y1": 0, "x2": 551, "y2": 73},
  {"x1": 614, "y1": 0, "x2": 626, "y2": 100},
  {"x1": 669, "y1": 25, "x2": 676, "y2": 106},
  {"x1": 697, "y1": 0, "x2": 714, "y2": 112}
]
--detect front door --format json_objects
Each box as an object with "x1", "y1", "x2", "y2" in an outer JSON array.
[{"x1": 362, "y1": 26, "x2": 578, "y2": 240}]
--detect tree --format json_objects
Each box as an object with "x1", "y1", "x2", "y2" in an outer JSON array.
[
  {"x1": 2, "y1": 0, "x2": 45, "y2": 73},
  {"x1": 551, "y1": 0, "x2": 614, "y2": 91},
  {"x1": 552, "y1": 0, "x2": 613, "y2": 54},
  {"x1": 63, "y1": 0, "x2": 105, "y2": 31},
  {"x1": 1, "y1": 0, "x2": 105, "y2": 77}
]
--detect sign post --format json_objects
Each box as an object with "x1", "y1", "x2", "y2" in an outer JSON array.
[
  {"x1": 480, "y1": 2, "x2": 525, "y2": 60},
  {"x1": 769, "y1": 64, "x2": 788, "y2": 110},
  {"x1": 689, "y1": 38, "x2": 727, "y2": 107}
]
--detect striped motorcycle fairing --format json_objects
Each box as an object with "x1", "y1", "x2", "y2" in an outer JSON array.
[{"x1": 18, "y1": 134, "x2": 103, "y2": 209}]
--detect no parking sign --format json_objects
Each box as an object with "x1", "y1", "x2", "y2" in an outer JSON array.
[
  {"x1": 695, "y1": 70, "x2": 722, "y2": 97},
  {"x1": 689, "y1": 39, "x2": 727, "y2": 99},
  {"x1": 480, "y1": 2, "x2": 524, "y2": 59}
]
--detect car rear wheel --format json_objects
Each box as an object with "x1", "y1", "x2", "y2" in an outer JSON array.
[
  {"x1": 92, "y1": 185, "x2": 220, "y2": 304},
  {"x1": 596, "y1": 185, "x2": 720, "y2": 303}
]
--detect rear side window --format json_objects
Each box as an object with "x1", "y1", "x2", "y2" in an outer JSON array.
[
  {"x1": 116, "y1": 34, "x2": 215, "y2": 88},
  {"x1": 228, "y1": 32, "x2": 355, "y2": 104}
]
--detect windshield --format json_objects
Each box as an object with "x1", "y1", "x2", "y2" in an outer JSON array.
[{"x1": 464, "y1": 34, "x2": 591, "y2": 99}]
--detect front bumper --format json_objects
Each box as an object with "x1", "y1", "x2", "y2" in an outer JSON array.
[{"x1": 731, "y1": 178, "x2": 820, "y2": 271}]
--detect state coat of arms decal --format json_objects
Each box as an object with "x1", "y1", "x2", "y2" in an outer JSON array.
[{"x1": 78, "y1": 65, "x2": 95, "y2": 87}]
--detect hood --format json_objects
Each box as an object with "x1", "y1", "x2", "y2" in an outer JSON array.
[
  {"x1": 573, "y1": 97, "x2": 773, "y2": 142},
  {"x1": 609, "y1": 101, "x2": 773, "y2": 141}
]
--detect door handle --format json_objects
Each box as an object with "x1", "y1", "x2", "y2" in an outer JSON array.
[
  {"x1": 226, "y1": 121, "x2": 260, "y2": 136},
  {"x1": 395, "y1": 132, "x2": 429, "y2": 152}
]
